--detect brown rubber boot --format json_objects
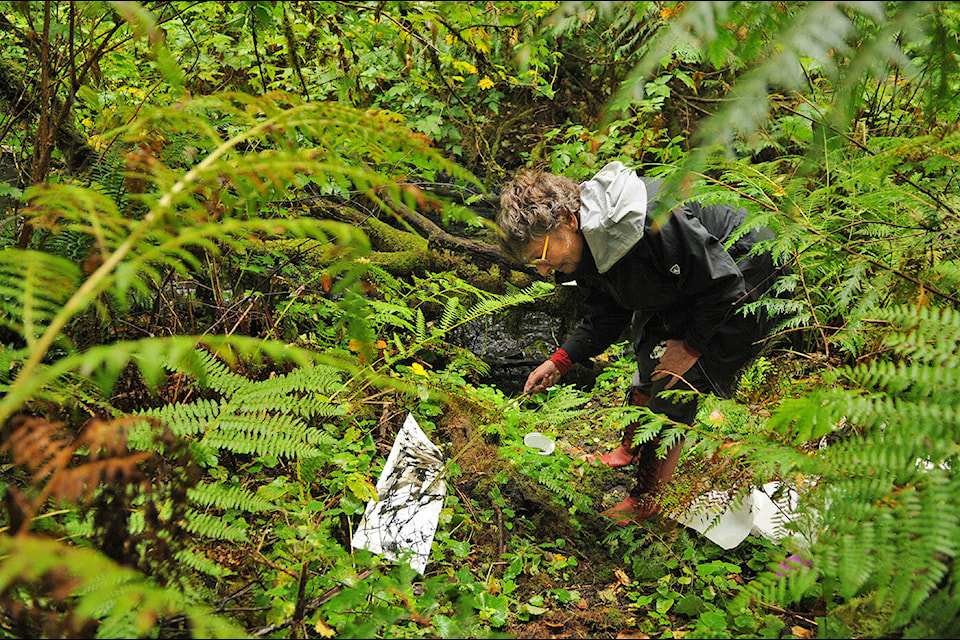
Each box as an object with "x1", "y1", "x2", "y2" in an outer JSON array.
[
  {"x1": 603, "y1": 437, "x2": 684, "y2": 525},
  {"x1": 587, "y1": 389, "x2": 650, "y2": 468},
  {"x1": 602, "y1": 494, "x2": 661, "y2": 525}
]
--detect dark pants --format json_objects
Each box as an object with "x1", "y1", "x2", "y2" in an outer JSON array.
[
  {"x1": 622, "y1": 318, "x2": 775, "y2": 499},
  {"x1": 621, "y1": 329, "x2": 711, "y2": 499}
]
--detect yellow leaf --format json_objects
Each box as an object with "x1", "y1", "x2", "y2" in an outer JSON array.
[
  {"x1": 314, "y1": 618, "x2": 336, "y2": 638},
  {"x1": 348, "y1": 338, "x2": 362, "y2": 352},
  {"x1": 478, "y1": 76, "x2": 495, "y2": 90},
  {"x1": 346, "y1": 472, "x2": 379, "y2": 503},
  {"x1": 411, "y1": 362, "x2": 428, "y2": 378}
]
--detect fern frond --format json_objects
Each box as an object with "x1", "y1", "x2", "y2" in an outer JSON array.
[
  {"x1": 366, "y1": 299, "x2": 418, "y2": 334},
  {"x1": 415, "y1": 308, "x2": 426, "y2": 341},
  {"x1": 3, "y1": 92, "x2": 479, "y2": 424},
  {"x1": 143, "y1": 399, "x2": 227, "y2": 437},
  {"x1": 164, "y1": 347, "x2": 252, "y2": 397},
  {"x1": 0, "y1": 535, "x2": 246, "y2": 638},
  {"x1": 840, "y1": 360, "x2": 960, "y2": 402},
  {"x1": 187, "y1": 482, "x2": 276, "y2": 513},
  {"x1": 184, "y1": 511, "x2": 250, "y2": 542},
  {"x1": 231, "y1": 367, "x2": 347, "y2": 419},
  {"x1": 537, "y1": 467, "x2": 592, "y2": 510},
  {"x1": 205, "y1": 422, "x2": 325, "y2": 458},
  {"x1": 452, "y1": 281, "x2": 555, "y2": 336},
  {"x1": 0, "y1": 334, "x2": 325, "y2": 424},
  {"x1": 439, "y1": 296, "x2": 461, "y2": 332},
  {"x1": 746, "y1": 305, "x2": 960, "y2": 631},
  {"x1": 0, "y1": 249, "x2": 81, "y2": 345},
  {"x1": 173, "y1": 548, "x2": 229, "y2": 579}
]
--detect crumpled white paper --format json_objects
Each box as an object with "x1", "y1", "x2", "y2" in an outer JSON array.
[
  {"x1": 675, "y1": 482, "x2": 804, "y2": 550},
  {"x1": 352, "y1": 413, "x2": 446, "y2": 574}
]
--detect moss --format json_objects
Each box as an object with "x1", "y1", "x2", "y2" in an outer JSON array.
[
  {"x1": 455, "y1": 260, "x2": 502, "y2": 292},
  {"x1": 364, "y1": 249, "x2": 429, "y2": 275},
  {"x1": 830, "y1": 593, "x2": 895, "y2": 638},
  {"x1": 359, "y1": 216, "x2": 428, "y2": 253}
]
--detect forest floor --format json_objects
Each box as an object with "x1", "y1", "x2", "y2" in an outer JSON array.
[{"x1": 410, "y1": 354, "x2": 824, "y2": 640}]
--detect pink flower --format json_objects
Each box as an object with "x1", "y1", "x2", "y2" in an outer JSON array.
[{"x1": 776, "y1": 554, "x2": 812, "y2": 576}]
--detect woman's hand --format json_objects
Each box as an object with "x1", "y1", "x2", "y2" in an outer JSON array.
[
  {"x1": 651, "y1": 339, "x2": 699, "y2": 389},
  {"x1": 524, "y1": 360, "x2": 561, "y2": 394}
]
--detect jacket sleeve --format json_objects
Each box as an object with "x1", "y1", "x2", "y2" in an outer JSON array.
[
  {"x1": 657, "y1": 204, "x2": 748, "y2": 354},
  {"x1": 559, "y1": 286, "x2": 634, "y2": 364}
]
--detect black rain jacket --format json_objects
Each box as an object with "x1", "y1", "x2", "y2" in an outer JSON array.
[{"x1": 558, "y1": 170, "x2": 786, "y2": 394}]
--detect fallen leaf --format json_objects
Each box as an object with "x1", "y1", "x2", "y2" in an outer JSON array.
[
  {"x1": 615, "y1": 569, "x2": 631, "y2": 586},
  {"x1": 314, "y1": 618, "x2": 336, "y2": 638},
  {"x1": 616, "y1": 631, "x2": 650, "y2": 639},
  {"x1": 574, "y1": 599, "x2": 589, "y2": 610},
  {"x1": 598, "y1": 588, "x2": 618, "y2": 602},
  {"x1": 791, "y1": 625, "x2": 814, "y2": 639}
]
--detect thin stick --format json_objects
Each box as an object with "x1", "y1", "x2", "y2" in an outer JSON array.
[{"x1": 422, "y1": 390, "x2": 533, "y2": 496}]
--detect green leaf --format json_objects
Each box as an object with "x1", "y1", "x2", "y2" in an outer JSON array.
[{"x1": 346, "y1": 472, "x2": 379, "y2": 503}]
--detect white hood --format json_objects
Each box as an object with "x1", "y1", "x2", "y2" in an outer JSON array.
[{"x1": 579, "y1": 161, "x2": 648, "y2": 273}]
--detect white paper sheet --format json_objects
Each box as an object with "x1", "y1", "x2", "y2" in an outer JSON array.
[
  {"x1": 675, "y1": 482, "x2": 804, "y2": 550},
  {"x1": 352, "y1": 413, "x2": 446, "y2": 574}
]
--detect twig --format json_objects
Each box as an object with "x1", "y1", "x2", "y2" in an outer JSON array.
[
  {"x1": 423, "y1": 390, "x2": 533, "y2": 496},
  {"x1": 249, "y1": 6, "x2": 268, "y2": 94},
  {"x1": 291, "y1": 561, "x2": 309, "y2": 639},
  {"x1": 249, "y1": 569, "x2": 374, "y2": 637},
  {"x1": 795, "y1": 258, "x2": 830, "y2": 357}
]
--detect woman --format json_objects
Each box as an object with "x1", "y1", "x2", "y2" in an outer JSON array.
[{"x1": 496, "y1": 161, "x2": 789, "y2": 523}]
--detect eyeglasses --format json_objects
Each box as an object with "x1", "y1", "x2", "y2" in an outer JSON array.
[{"x1": 528, "y1": 235, "x2": 549, "y2": 265}]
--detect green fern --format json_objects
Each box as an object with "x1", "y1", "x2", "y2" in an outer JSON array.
[
  {"x1": 183, "y1": 511, "x2": 250, "y2": 542},
  {"x1": 0, "y1": 535, "x2": 246, "y2": 638},
  {"x1": 137, "y1": 350, "x2": 342, "y2": 461},
  {"x1": 415, "y1": 307, "x2": 427, "y2": 342},
  {"x1": 740, "y1": 305, "x2": 960, "y2": 636},
  {"x1": 188, "y1": 482, "x2": 276, "y2": 513},
  {"x1": 439, "y1": 296, "x2": 461, "y2": 332},
  {"x1": 386, "y1": 280, "x2": 556, "y2": 367},
  {"x1": 0, "y1": 249, "x2": 81, "y2": 345},
  {"x1": 0, "y1": 92, "x2": 475, "y2": 426},
  {"x1": 174, "y1": 548, "x2": 229, "y2": 579}
]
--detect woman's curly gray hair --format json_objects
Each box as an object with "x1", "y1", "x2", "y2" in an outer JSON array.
[{"x1": 496, "y1": 169, "x2": 581, "y2": 262}]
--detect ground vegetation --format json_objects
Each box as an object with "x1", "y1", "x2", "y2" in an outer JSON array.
[{"x1": 1, "y1": 2, "x2": 959, "y2": 638}]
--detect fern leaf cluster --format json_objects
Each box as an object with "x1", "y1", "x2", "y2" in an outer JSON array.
[
  {"x1": 188, "y1": 482, "x2": 275, "y2": 512},
  {"x1": 138, "y1": 350, "x2": 342, "y2": 461},
  {"x1": 183, "y1": 511, "x2": 250, "y2": 542},
  {"x1": 387, "y1": 280, "x2": 556, "y2": 364},
  {"x1": 744, "y1": 305, "x2": 960, "y2": 635},
  {"x1": 0, "y1": 536, "x2": 245, "y2": 638},
  {"x1": 0, "y1": 249, "x2": 80, "y2": 344}
]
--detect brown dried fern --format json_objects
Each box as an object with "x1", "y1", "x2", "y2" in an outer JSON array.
[
  {"x1": 2, "y1": 413, "x2": 200, "y2": 590},
  {"x1": 0, "y1": 416, "x2": 154, "y2": 533},
  {"x1": 1, "y1": 415, "x2": 155, "y2": 534}
]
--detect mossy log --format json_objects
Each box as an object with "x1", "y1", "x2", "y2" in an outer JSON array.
[{"x1": 267, "y1": 201, "x2": 537, "y2": 292}]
